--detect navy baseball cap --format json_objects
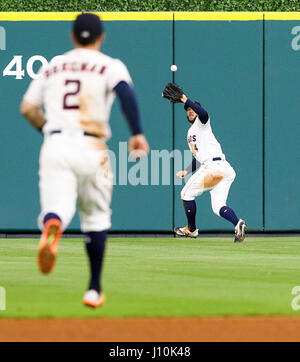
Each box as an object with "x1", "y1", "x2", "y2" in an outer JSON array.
[
  {"x1": 184, "y1": 101, "x2": 201, "y2": 111},
  {"x1": 73, "y1": 13, "x2": 104, "y2": 45}
]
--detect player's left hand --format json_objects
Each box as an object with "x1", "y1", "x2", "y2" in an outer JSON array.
[
  {"x1": 162, "y1": 83, "x2": 184, "y2": 103},
  {"x1": 128, "y1": 134, "x2": 150, "y2": 160}
]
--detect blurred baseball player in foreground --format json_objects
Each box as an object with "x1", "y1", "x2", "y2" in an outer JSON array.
[
  {"x1": 21, "y1": 13, "x2": 149, "y2": 307},
  {"x1": 163, "y1": 83, "x2": 246, "y2": 242}
]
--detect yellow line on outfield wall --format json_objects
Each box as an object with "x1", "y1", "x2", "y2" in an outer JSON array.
[
  {"x1": 1, "y1": 12, "x2": 300, "y2": 22},
  {"x1": 0, "y1": 12, "x2": 173, "y2": 21},
  {"x1": 264, "y1": 12, "x2": 300, "y2": 20},
  {"x1": 174, "y1": 12, "x2": 300, "y2": 21},
  {"x1": 175, "y1": 12, "x2": 263, "y2": 21}
]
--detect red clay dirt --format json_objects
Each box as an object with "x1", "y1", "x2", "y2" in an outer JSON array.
[{"x1": 0, "y1": 316, "x2": 300, "y2": 342}]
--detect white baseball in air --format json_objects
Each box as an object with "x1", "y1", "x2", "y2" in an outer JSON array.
[{"x1": 170, "y1": 64, "x2": 178, "y2": 72}]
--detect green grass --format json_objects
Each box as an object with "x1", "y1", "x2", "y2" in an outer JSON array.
[
  {"x1": 0, "y1": 237, "x2": 300, "y2": 318},
  {"x1": 1, "y1": 0, "x2": 300, "y2": 12}
]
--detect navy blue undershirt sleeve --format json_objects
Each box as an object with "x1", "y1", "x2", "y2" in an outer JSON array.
[
  {"x1": 185, "y1": 157, "x2": 201, "y2": 174},
  {"x1": 114, "y1": 81, "x2": 143, "y2": 135},
  {"x1": 185, "y1": 99, "x2": 209, "y2": 124}
]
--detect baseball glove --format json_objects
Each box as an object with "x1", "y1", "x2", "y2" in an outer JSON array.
[{"x1": 162, "y1": 82, "x2": 184, "y2": 103}]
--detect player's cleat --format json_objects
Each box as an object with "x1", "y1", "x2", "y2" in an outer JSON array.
[
  {"x1": 234, "y1": 219, "x2": 247, "y2": 243},
  {"x1": 83, "y1": 290, "x2": 106, "y2": 308},
  {"x1": 174, "y1": 226, "x2": 199, "y2": 238},
  {"x1": 38, "y1": 218, "x2": 62, "y2": 274}
]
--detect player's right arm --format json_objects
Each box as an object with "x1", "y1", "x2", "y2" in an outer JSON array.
[
  {"x1": 20, "y1": 100, "x2": 46, "y2": 131},
  {"x1": 181, "y1": 94, "x2": 209, "y2": 124},
  {"x1": 176, "y1": 157, "x2": 201, "y2": 179},
  {"x1": 20, "y1": 66, "x2": 47, "y2": 132}
]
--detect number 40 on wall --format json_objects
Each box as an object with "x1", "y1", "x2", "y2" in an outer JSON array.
[{"x1": 3, "y1": 55, "x2": 52, "y2": 80}]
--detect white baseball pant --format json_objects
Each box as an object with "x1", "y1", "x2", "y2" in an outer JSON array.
[
  {"x1": 38, "y1": 133, "x2": 113, "y2": 232},
  {"x1": 181, "y1": 159, "x2": 236, "y2": 216}
]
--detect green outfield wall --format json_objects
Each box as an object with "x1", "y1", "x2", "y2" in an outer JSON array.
[{"x1": 0, "y1": 12, "x2": 299, "y2": 232}]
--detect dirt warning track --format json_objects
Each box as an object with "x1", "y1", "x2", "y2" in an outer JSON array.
[{"x1": 0, "y1": 316, "x2": 300, "y2": 342}]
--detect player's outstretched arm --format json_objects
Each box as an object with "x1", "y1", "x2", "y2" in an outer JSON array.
[
  {"x1": 180, "y1": 94, "x2": 209, "y2": 124},
  {"x1": 20, "y1": 100, "x2": 46, "y2": 132},
  {"x1": 114, "y1": 81, "x2": 149, "y2": 159}
]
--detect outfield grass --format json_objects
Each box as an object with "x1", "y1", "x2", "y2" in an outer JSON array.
[{"x1": 0, "y1": 237, "x2": 299, "y2": 318}]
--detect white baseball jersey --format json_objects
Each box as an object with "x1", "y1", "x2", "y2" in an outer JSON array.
[
  {"x1": 23, "y1": 47, "x2": 133, "y2": 232},
  {"x1": 182, "y1": 115, "x2": 236, "y2": 216},
  {"x1": 24, "y1": 48, "x2": 132, "y2": 140},
  {"x1": 187, "y1": 117, "x2": 225, "y2": 164}
]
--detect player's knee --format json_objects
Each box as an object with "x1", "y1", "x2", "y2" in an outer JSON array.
[
  {"x1": 180, "y1": 190, "x2": 186, "y2": 200},
  {"x1": 228, "y1": 168, "x2": 236, "y2": 181},
  {"x1": 212, "y1": 203, "x2": 223, "y2": 216},
  {"x1": 181, "y1": 190, "x2": 194, "y2": 201}
]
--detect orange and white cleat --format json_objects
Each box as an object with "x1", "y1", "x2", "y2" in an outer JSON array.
[
  {"x1": 38, "y1": 218, "x2": 62, "y2": 274},
  {"x1": 83, "y1": 290, "x2": 106, "y2": 308}
]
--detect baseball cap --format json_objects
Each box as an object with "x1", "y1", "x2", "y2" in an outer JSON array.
[
  {"x1": 73, "y1": 13, "x2": 104, "y2": 45},
  {"x1": 184, "y1": 101, "x2": 201, "y2": 111}
]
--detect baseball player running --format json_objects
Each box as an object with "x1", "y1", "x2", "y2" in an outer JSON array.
[
  {"x1": 162, "y1": 83, "x2": 246, "y2": 242},
  {"x1": 21, "y1": 13, "x2": 149, "y2": 308}
]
